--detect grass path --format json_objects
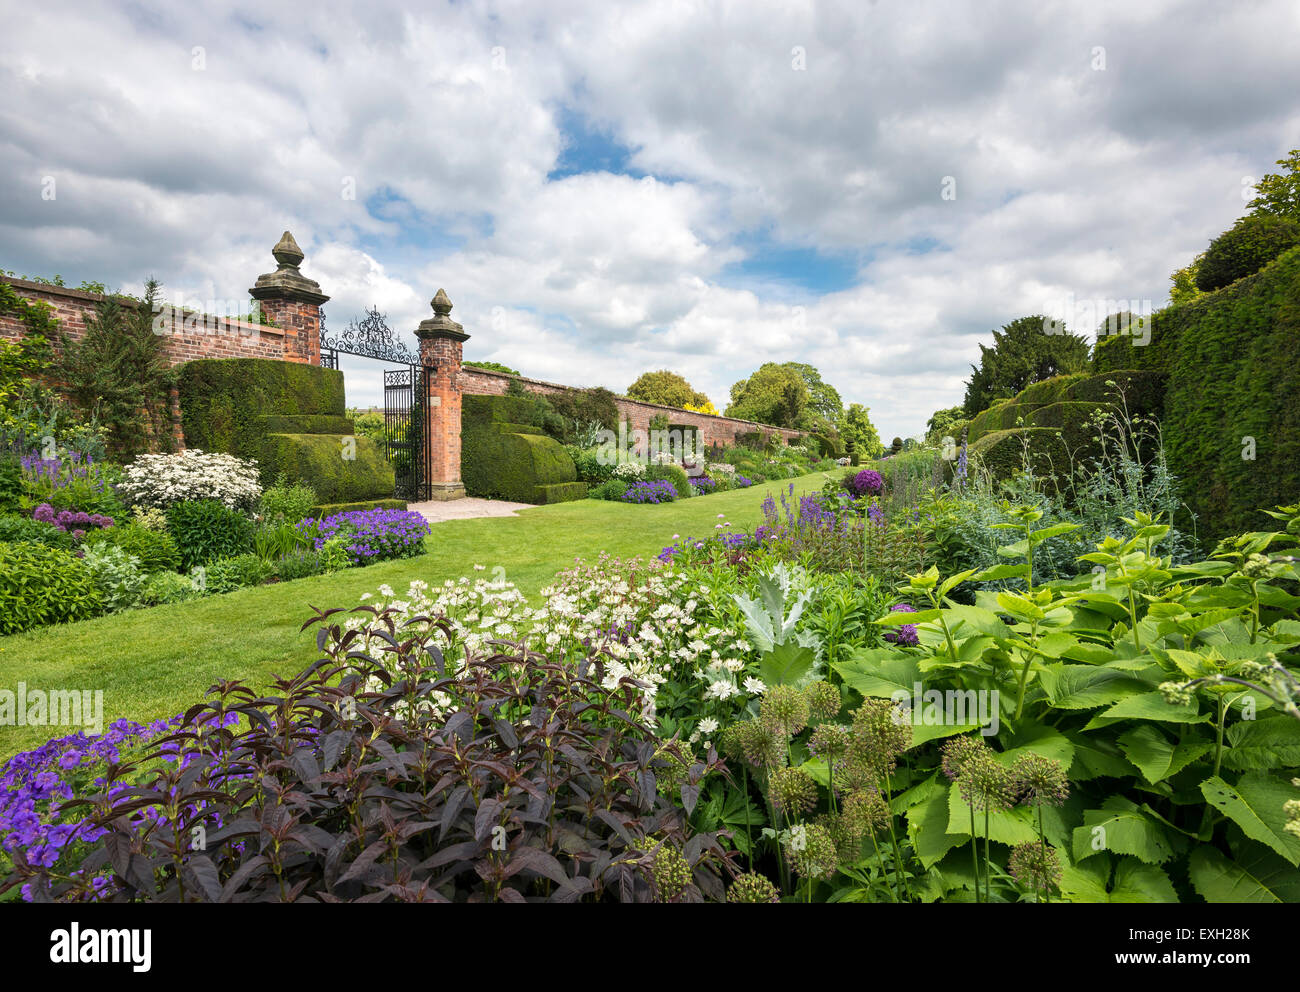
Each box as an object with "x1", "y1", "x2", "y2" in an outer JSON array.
[{"x1": 0, "y1": 472, "x2": 825, "y2": 758}]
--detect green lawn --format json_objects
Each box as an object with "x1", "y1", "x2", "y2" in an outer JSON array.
[{"x1": 0, "y1": 472, "x2": 825, "y2": 758}]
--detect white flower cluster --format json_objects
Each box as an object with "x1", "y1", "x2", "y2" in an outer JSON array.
[
  {"x1": 118, "y1": 449, "x2": 263, "y2": 510},
  {"x1": 612, "y1": 461, "x2": 646, "y2": 480},
  {"x1": 352, "y1": 554, "x2": 762, "y2": 736},
  {"x1": 707, "y1": 462, "x2": 736, "y2": 476}
]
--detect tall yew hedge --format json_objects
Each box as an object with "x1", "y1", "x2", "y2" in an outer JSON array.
[{"x1": 1095, "y1": 245, "x2": 1300, "y2": 542}]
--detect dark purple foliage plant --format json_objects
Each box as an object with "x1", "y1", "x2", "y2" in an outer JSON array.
[{"x1": 3, "y1": 605, "x2": 736, "y2": 903}]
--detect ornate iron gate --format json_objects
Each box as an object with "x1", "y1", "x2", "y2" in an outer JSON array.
[
  {"x1": 382, "y1": 366, "x2": 432, "y2": 501},
  {"x1": 321, "y1": 308, "x2": 436, "y2": 501}
]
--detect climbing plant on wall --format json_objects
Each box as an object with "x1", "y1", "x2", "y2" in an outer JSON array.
[{"x1": 55, "y1": 278, "x2": 174, "y2": 459}]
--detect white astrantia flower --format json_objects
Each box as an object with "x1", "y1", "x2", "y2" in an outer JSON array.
[
  {"x1": 705, "y1": 680, "x2": 738, "y2": 701},
  {"x1": 351, "y1": 547, "x2": 764, "y2": 730},
  {"x1": 743, "y1": 677, "x2": 767, "y2": 695}
]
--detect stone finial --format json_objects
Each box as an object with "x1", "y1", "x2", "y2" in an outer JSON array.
[
  {"x1": 272, "y1": 231, "x2": 305, "y2": 269},
  {"x1": 415, "y1": 287, "x2": 469, "y2": 341},
  {"x1": 249, "y1": 230, "x2": 328, "y2": 304}
]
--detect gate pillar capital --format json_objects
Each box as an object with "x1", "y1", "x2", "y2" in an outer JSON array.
[{"x1": 249, "y1": 231, "x2": 329, "y2": 365}]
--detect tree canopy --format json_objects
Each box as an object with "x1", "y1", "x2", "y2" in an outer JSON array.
[
  {"x1": 626, "y1": 369, "x2": 710, "y2": 409},
  {"x1": 924, "y1": 405, "x2": 966, "y2": 446},
  {"x1": 962, "y1": 314, "x2": 1090, "y2": 417},
  {"x1": 724, "y1": 363, "x2": 809, "y2": 428},
  {"x1": 1247, "y1": 148, "x2": 1300, "y2": 222},
  {"x1": 841, "y1": 403, "x2": 883, "y2": 458}
]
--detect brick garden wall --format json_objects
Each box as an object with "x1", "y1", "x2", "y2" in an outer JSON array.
[
  {"x1": 458, "y1": 367, "x2": 805, "y2": 449},
  {"x1": 1, "y1": 275, "x2": 319, "y2": 451},
  {"x1": 3, "y1": 264, "x2": 803, "y2": 476},
  {"x1": 0, "y1": 276, "x2": 303, "y2": 367}
]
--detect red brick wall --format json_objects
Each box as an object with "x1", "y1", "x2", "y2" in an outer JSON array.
[
  {"x1": 0, "y1": 277, "x2": 305, "y2": 367},
  {"x1": 459, "y1": 367, "x2": 805, "y2": 450},
  {"x1": 2, "y1": 276, "x2": 317, "y2": 452}
]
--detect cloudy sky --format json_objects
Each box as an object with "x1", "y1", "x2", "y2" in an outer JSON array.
[{"x1": 2, "y1": 0, "x2": 1297, "y2": 440}]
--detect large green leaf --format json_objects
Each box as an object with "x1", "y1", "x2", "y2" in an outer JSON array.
[
  {"x1": 908, "y1": 789, "x2": 966, "y2": 869},
  {"x1": 996, "y1": 724, "x2": 1075, "y2": 771},
  {"x1": 1188, "y1": 844, "x2": 1300, "y2": 902},
  {"x1": 1039, "y1": 665, "x2": 1146, "y2": 710},
  {"x1": 1200, "y1": 774, "x2": 1300, "y2": 865},
  {"x1": 758, "y1": 641, "x2": 816, "y2": 688},
  {"x1": 1223, "y1": 716, "x2": 1300, "y2": 771},
  {"x1": 1072, "y1": 797, "x2": 1174, "y2": 864},
  {"x1": 946, "y1": 784, "x2": 1040, "y2": 846},
  {"x1": 1117, "y1": 724, "x2": 1211, "y2": 783},
  {"x1": 1101, "y1": 691, "x2": 1207, "y2": 724},
  {"x1": 833, "y1": 650, "x2": 922, "y2": 700},
  {"x1": 1065, "y1": 731, "x2": 1133, "y2": 781},
  {"x1": 1060, "y1": 855, "x2": 1178, "y2": 903},
  {"x1": 941, "y1": 603, "x2": 1013, "y2": 639}
]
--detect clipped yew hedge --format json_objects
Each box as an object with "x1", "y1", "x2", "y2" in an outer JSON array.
[
  {"x1": 967, "y1": 369, "x2": 1166, "y2": 445},
  {"x1": 462, "y1": 395, "x2": 587, "y2": 504},
  {"x1": 1161, "y1": 246, "x2": 1300, "y2": 540},
  {"x1": 178, "y1": 358, "x2": 395, "y2": 505},
  {"x1": 259, "y1": 433, "x2": 394, "y2": 506},
  {"x1": 178, "y1": 359, "x2": 346, "y2": 455},
  {"x1": 1092, "y1": 244, "x2": 1300, "y2": 541}
]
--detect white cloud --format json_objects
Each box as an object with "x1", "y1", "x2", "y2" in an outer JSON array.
[{"x1": 1, "y1": 0, "x2": 1297, "y2": 439}]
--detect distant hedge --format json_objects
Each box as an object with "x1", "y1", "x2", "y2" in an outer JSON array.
[
  {"x1": 462, "y1": 395, "x2": 587, "y2": 504},
  {"x1": 311, "y1": 498, "x2": 408, "y2": 517},
  {"x1": 260, "y1": 433, "x2": 394, "y2": 506},
  {"x1": 967, "y1": 427, "x2": 1070, "y2": 482}
]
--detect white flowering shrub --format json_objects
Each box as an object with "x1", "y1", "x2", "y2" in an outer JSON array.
[
  {"x1": 613, "y1": 460, "x2": 646, "y2": 480},
  {"x1": 351, "y1": 554, "x2": 761, "y2": 744},
  {"x1": 118, "y1": 449, "x2": 263, "y2": 511},
  {"x1": 708, "y1": 462, "x2": 736, "y2": 476}
]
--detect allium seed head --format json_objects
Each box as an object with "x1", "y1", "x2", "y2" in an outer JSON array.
[
  {"x1": 1010, "y1": 752, "x2": 1069, "y2": 807},
  {"x1": 805, "y1": 681, "x2": 842, "y2": 721},
  {"x1": 649, "y1": 843, "x2": 693, "y2": 901},
  {"x1": 940, "y1": 735, "x2": 985, "y2": 783},
  {"x1": 769, "y1": 766, "x2": 819, "y2": 816},
  {"x1": 807, "y1": 722, "x2": 851, "y2": 762},
  {"x1": 727, "y1": 872, "x2": 780, "y2": 903},
  {"x1": 1008, "y1": 841, "x2": 1062, "y2": 894},
  {"x1": 785, "y1": 822, "x2": 838, "y2": 881},
  {"x1": 760, "y1": 684, "x2": 811, "y2": 739},
  {"x1": 957, "y1": 747, "x2": 1015, "y2": 812},
  {"x1": 840, "y1": 788, "x2": 892, "y2": 840}
]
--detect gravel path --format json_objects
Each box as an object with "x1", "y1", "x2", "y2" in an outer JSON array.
[{"x1": 407, "y1": 496, "x2": 535, "y2": 524}]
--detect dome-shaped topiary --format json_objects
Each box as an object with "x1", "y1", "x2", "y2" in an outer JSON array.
[{"x1": 1195, "y1": 213, "x2": 1300, "y2": 292}]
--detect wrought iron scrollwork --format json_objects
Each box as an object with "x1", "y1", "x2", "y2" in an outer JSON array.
[{"x1": 321, "y1": 306, "x2": 420, "y2": 365}]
